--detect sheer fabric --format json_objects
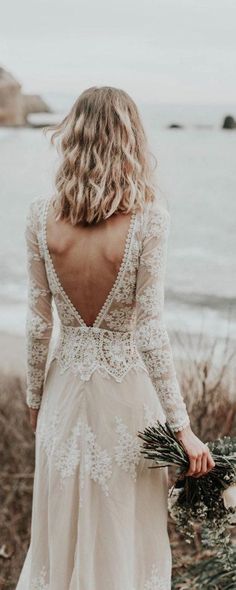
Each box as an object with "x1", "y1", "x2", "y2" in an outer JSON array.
[
  {"x1": 17, "y1": 195, "x2": 190, "y2": 590},
  {"x1": 24, "y1": 195, "x2": 190, "y2": 432}
]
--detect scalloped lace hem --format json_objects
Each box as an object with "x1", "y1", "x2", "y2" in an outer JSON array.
[{"x1": 50, "y1": 325, "x2": 148, "y2": 382}]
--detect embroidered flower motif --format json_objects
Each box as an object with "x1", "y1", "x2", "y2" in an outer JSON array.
[
  {"x1": 140, "y1": 247, "x2": 165, "y2": 278},
  {"x1": 38, "y1": 408, "x2": 112, "y2": 498},
  {"x1": 105, "y1": 308, "x2": 133, "y2": 330},
  {"x1": 84, "y1": 424, "x2": 113, "y2": 496},
  {"x1": 144, "y1": 562, "x2": 169, "y2": 590},
  {"x1": 52, "y1": 326, "x2": 146, "y2": 383},
  {"x1": 37, "y1": 403, "x2": 60, "y2": 458},
  {"x1": 56, "y1": 299, "x2": 79, "y2": 325},
  {"x1": 136, "y1": 285, "x2": 162, "y2": 317},
  {"x1": 135, "y1": 320, "x2": 168, "y2": 351},
  {"x1": 113, "y1": 416, "x2": 141, "y2": 480},
  {"x1": 32, "y1": 565, "x2": 49, "y2": 590},
  {"x1": 143, "y1": 403, "x2": 159, "y2": 428},
  {"x1": 28, "y1": 279, "x2": 51, "y2": 307},
  {"x1": 27, "y1": 341, "x2": 48, "y2": 364},
  {"x1": 26, "y1": 312, "x2": 49, "y2": 338},
  {"x1": 55, "y1": 420, "x2": 82, "y2": 479},
  {"x1": 115, "y1": 274, "x2": 136, "y2": 303},
  {"x1": 27, "y1": 365, "x2": 45, "y2": 385},
  {"x1": 26, "y1": 391, "x2": 42, "y2": 409}
]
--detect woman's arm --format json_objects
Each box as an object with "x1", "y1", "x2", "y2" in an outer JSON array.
[
  {"x1": 135, "y1": 203, "x2": 190, "y2": 432},
  {"x1": 24, "y1": 200, "x2": 53, "y2": 415},
  {"x1": 135, "y1": 203, "x2": 215, "y2": 477}
]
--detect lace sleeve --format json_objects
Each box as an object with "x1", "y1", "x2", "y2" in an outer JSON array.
[
  {"x1": 135, "y1": 203, "x2": 190, "y2": 432},
  {"x1": 24, "y1": 200, "x2": 53, "y2": 409}
]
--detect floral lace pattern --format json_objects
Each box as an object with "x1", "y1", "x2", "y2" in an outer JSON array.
[
  {"x1": 37, "y1": 401, "x2": 160, "y2": 498},
  {"x1": 24, "y1": 196, "x2": 190, "y2": 431},
  {"x1": 142, "y1": 402, "x2": 162, "y2": 428},
  {"x1": 143, "y1": 562, "x2": 169, "y2": 590},
  {"x1": 83, "y1": 422, "x2": 113, "y2": 497},
  {"x1": 24, "y1": 200, "x2": 53, "y2": 408},
  {"x1": 37, "y1": 403, "x2": 60, "y2": 458},
  {"x1": 30, "y1": 561, "x2": 170, "y2": 590},
  {"x1": 113, "y1": 416, "x2": 142, "y2": 480},
  {"x1": 37, "y1": 402, "x2": 112, "y2": 503},
  {"x1": 51, "y1": 325, "x2": 148, "y2": 382},
  {"x1": 32, "y1": 566, "x2": 49, "y2": 590},
  {"x1": 55, "y1": 420, "x2": 82, "y2": 479}
]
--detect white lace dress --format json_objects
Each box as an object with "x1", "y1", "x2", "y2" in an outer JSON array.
[{"x1": 16, "y1": 196, "x2": 190, "y2": 590}]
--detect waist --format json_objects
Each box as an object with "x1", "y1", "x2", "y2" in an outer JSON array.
[{"x1": 51, "y1": 324, "x2": 147, "y2": 382}]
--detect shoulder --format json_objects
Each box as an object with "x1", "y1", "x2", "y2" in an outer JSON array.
[
  {"x1": 26, "y1": 195, "x2": 49, "y2": 216},
  {"x1": 142, "y1": 197, "x2": 170, "y2": 241},
  {"x1": 25, "y1": 196, "x2": 50, "y2": 231}
]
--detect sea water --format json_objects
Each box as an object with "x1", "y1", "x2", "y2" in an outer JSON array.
[{"x1": 0, "y1": 98, "x2": 235, "y2": 340}]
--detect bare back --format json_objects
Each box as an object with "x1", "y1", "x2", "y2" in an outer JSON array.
[
  {"x1": 25, "y1": 195, "x2": 190, "y2": 433},
  {"x1": 46, "y1": 200, "x2": 133, "y2": 327}
]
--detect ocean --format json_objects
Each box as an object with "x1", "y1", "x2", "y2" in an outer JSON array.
[{"x1": 0, "y1": 97, "x2": 236, "y2": 340}]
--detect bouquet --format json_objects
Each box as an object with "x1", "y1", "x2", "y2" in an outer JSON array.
[{"x1": 137, "y1": 421, "x2": 236, "y2": 569}]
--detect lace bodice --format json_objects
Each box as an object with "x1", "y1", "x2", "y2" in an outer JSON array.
[{"x1": 24, "y1": 195, "x2": 190, "y2": 432}]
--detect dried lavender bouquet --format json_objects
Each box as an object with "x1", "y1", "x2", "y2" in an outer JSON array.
[{"x1": 137, "y1": 421, "x2": 236, "y2": 568}]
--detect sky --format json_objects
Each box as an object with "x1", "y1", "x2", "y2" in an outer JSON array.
[{"x1": 1, "y1": 0, "x2": 236, "y2": 104}]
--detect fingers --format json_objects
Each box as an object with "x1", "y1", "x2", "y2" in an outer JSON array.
[
  {"x1": 207, "y1": 453, "x2": 216, "y2": 471},
  {"x1": 178, "y1": 428, "x2": 216, "y2": 478},
  {"x1": 185, "y1": 454, "x2": 197, "y2": 476},
  {"x1": 186, "y1": 448, "x2": 215, "y2": 478},
  {"x1": 191, "y1": 452, "x2": 207, "y2": 478},
  {"x1": 202, "y1": 453, "x2": 208, "y2": 474}
]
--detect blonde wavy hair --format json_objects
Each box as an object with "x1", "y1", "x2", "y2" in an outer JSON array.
[{"x1": 45, "y1": 86, "x2": 157, "y2": 225}]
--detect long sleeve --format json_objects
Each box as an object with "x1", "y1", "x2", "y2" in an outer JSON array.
[
  {"x1": 24, "y1": 201, "x2": 53, "y2": 409},
  {"x1": 135, "y1": 203, "x2": 190, "y2": 432}
]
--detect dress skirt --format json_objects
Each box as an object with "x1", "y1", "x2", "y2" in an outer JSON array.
[{"x1": 16, "y1": 359, "x2": 172, "y2": 590}]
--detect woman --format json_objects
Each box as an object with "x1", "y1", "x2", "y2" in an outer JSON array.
[{"x1": 16, "y1": 86, "x2": 215, "y2": 590}]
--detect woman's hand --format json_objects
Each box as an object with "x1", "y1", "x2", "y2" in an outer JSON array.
[
  {"x1": 174, "y1": 424, "x2": 215, "y2": 478},
  {"x1": 29, "y1": 408, "x2": 39, "y2": 434}
]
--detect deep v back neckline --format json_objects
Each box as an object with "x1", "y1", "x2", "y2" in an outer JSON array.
[{"x1": 42, "y1": 197, "x2": 137, "y2": 329}]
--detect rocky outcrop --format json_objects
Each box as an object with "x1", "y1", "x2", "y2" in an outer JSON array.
[
  {"x1": 0, "y1": 67, "x2": 24, "y2": 126},
  {"x1": 23, "y1": 94, "x2": 51, "y2": 117},
  {"x1": 0, "y1": 66, "x2": 52, "y2": 127},
  {"x1": 167, "y1": 123, "x2": 184, "y2": 129},
  {"x1": 222, "y1": 115, "x2": 236, "y2": 130}
]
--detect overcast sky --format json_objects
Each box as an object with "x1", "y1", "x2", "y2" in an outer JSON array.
[{"x1": 1, "y1": 0, "x2": 236, "y2": 103}]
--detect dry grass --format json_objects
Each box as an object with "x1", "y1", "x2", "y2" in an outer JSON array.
[
  {"x1": 169, "y1": 331, "x2": 236, "y2": 587},
  {"x1": 0, "y1": 333, "x2": 235, "y2": 589},
  {"x1": 0, "y1": 372, "x2": 34, "y2": 590},
  {"x1": 174, "y1": 330, "x2": 236, "y2": 440}
]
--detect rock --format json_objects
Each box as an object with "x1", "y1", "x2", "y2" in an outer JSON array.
[
  {"x1": 27, "y1": 112, "x2": 61, "y2": 128},
  {"x1": 168, "y1": 123, "x2": 184, "y2": 129},
  {"x1": 23, "y1": 94, "x2": 52, "y2": 117},
  {"x1": 0, "y1": 66, "x2": 52, "y2": 127},
  {"x1": 222, "y1": 115, "x2": 236, "y2": 130},
  {"x1": 0, "y1": 66, "x2": 24, "y2": 126}
]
